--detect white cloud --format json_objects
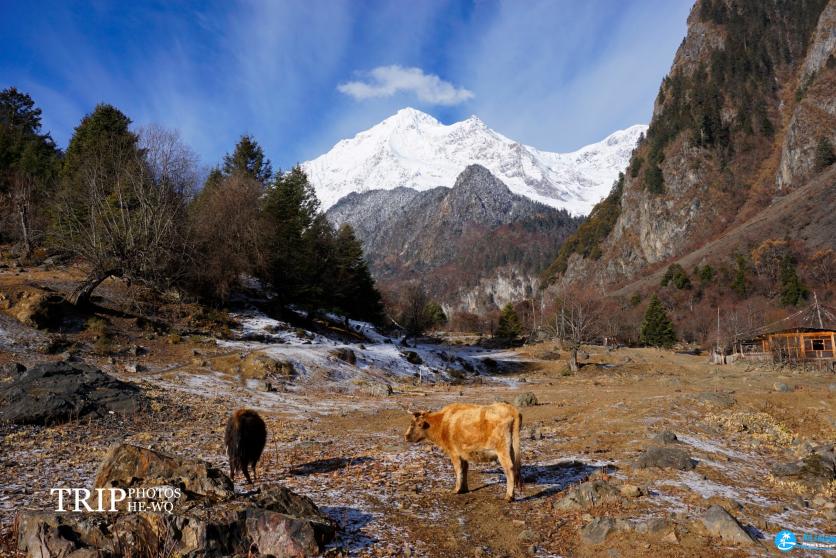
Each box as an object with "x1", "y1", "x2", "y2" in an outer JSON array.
[{"x1": 338, "y1": 65, "x2": 473, "y2": 106}]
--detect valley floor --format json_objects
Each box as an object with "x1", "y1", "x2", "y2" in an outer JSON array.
[{"x1": 1, "y1": 267, "x2": 835, "y2": 557}]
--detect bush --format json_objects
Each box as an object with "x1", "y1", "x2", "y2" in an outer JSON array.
[{"x1": 661, "y1": 264, "x2": 691, "y2": 289}]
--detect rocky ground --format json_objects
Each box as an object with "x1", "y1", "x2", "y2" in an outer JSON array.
[{"x1": 1, "y1": 264, "x2": 835, "y2": 557}]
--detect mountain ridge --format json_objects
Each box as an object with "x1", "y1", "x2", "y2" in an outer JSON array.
[
  {"x1": 304, "y1": 107, "x2": 645, "y2": 215},
  {"x1": 327, "y1": 164, "x2": 582, "y2": 311}
]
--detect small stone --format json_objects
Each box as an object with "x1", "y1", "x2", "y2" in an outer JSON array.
[
  {"x1": 514, "y1": 392, "x2": 538, "y2": 407},
  {"x1": 580, "y1": 517, "x2": 618, "y2": 545},
  {"x1": 620, "y1": 484, "x2": 643, "y2": 498},
  {"x1": 773, "y1": 382, "x2": 791, "y2": 392},
  {"x1": 653, "y1": 430, "x2": 679, "y2": 444}
]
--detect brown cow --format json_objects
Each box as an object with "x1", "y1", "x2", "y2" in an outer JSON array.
[{"x1": 404, "y1": 402, "x2": 522, "y2": 501}]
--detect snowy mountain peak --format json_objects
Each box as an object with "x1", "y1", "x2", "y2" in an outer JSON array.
[{"x1": 303, "y1": 110, "x2": 647, "y2": 214}]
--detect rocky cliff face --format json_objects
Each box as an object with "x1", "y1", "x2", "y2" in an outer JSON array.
[
  {"x1": 551, "y1": 0, "x2": 835, "y2": 288},
  {"x1": 328, "y1": 165, "x2": 581, "y2": 311},
  {"x1": 777, "y1": 0, "x2": 836, "y2": 190}
]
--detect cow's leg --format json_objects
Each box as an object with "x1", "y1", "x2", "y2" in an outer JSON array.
[
  {"x1": 452, "y1": 456, "x2": 469, "y2": 494},
  {"x1": 497, "y1": 451, "x2": 516, "y2": 501},
  {"x1": 243, "y1": 462, "x2": 253, "y2": 485},
  {"x1": 460, "y1": 460, "x2": 469, "y2": 493}
]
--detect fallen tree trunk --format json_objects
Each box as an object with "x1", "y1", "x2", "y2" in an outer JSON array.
[{"x1": 68, "y1": 269, "x2": 121, "y2": 307}]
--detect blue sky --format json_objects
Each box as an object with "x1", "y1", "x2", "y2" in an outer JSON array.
[{"x1": 1, "y1": 0, "x2": 693, "y2": 170}]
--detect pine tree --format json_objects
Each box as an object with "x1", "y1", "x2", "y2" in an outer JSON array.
[
  {"x1": 222, "y1": 135, "x2": 272, "y2": 184},
  {"x1": 731, "y1": 254, "x2": 748, "y2": 297},
  {"x1": 640, "y1": 295, "x2": 676, "y2": 348},
  {"x1": 423, "y1": 302, "x2": 447, "y2": 330},
  {"x1": 57, "y1": 104, "x2": 139, "y2": 228},
  {"x1": 260, "y1": 165, "x2": 331, "y2": 309},
  {"x1": 331, "y1": 224, "x2": 384, "y2": 323},
  {"x1": 0, "y1": 87, "x2": 60, "y2": 252},
  {"x1": 496, "y1": 303, "x2": 523, "y2": 340},
  {"x1": 779, "y1": 256, "x2": 808, "y2": 306}
]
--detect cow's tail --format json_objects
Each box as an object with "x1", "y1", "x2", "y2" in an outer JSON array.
[{"x1": 512, "y1": 410, "x2": 523, "y2": 490}]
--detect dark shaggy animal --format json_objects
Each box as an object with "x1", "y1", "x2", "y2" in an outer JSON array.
[{"x1": 224, "y1": 408, "x2": 267, "y2": 484}]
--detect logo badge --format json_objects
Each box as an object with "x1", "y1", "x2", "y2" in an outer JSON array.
[{"x1": 775, "y1": 530, "x2": 797, "y2": 552}]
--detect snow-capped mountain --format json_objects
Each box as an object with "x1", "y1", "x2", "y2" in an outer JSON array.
[{"x1": 303, "y1": 107, "x2": 646, "y2": 214}]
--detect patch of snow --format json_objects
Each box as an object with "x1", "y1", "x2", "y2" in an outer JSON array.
[{"x1": 677, "y1": 434, "x2": 751, "y2": 461}]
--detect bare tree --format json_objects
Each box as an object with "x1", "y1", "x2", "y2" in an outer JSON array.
[
  {"x1": 188, "y1": 173, "x2": 266, "y2": 301},
  {"x1": 8, "y1": 172, "x2": 36, "y2": 258},
  {"x1": 53, "y1": 126, "x2": 197, "y2": 305},
  {"x1": 547, "y1": 288, "x2": 601, "y2": 372}
]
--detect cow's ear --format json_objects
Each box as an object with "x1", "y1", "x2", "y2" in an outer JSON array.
[{"x1": 420, "y1": 420, "x2": 430, "y2": 429}]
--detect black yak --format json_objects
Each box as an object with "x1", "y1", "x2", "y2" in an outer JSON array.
[{"x1": 224, "y1": 408, "x2": 267, "y2": 484}]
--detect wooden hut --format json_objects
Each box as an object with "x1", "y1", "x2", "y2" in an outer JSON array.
[{"x1": 739, "y1": 327, "x2": 835, "y2": 367}]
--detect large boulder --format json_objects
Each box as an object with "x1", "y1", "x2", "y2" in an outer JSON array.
[
  {"x1": 634, "y1": 446, "x2": 696, "y2": 471},
  {"x1": 771, "y1": 445, "x2": 836, "y2": 490},
  {"x1": 18, "y1": 444, "x2": 337, "y2": 558},
  {"x1": 698, "y1": 505, "x2": 754, "y2": 545},
  {"x1": 94, "y1": 444, "x2": 234, "y2": 506},
  {"x1": 0, "y1": 362, "x2": 143, "y2": 425}
]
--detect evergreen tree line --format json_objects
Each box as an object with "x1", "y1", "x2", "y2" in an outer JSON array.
[{"x1": 0, "y1": 87, "x2": 383, "y2": 322}]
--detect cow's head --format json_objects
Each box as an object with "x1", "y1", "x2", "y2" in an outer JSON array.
[{"x1": 404, "y1": 411, "x2": 430, "y2": 442}]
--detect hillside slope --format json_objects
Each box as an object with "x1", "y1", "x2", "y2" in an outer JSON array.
[{"x1": 547, "y1": 0, "x2": 835, "y2": 289}]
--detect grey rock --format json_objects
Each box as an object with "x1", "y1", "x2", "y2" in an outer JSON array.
[
  {"x1": 773, "y1": 382, "x2": 791, "y2": 392},
  {"x1": 770, "y1": 450, "x2": 836, "y2": 490},
  {"x1": 699, "y1": 505, "x2": 754, "y2": 544},
  {"x1": 635, "y1": 518, "x2": 673, "y2": 535},
  {"x1": 554, "y1": 480, "x2": 622, "y2": 510},
  {"x1": 653, "y1": 430, "x2": 679, "y2": 444},
  {"x1": 0, "y1": 361, "x2": 143, "y2": 425},
  {"x1": 635, "y1": 446, "x2": 695, "y2": 470},
  {"x1": 580, "y1": 517, "x2": 630, "y2": 545},
  {"x1": 18, "y1": 446, "x2": 337, "y2": 557},
  {"x1": 514, "y1": 392, "x2": 538, "y2": 407},
  {"x1": 402, "y1": 351, "x2": 423, "y2": 365},
  {"x1": 580, "y1": 517, "x2": 617, "y2": 545}
]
